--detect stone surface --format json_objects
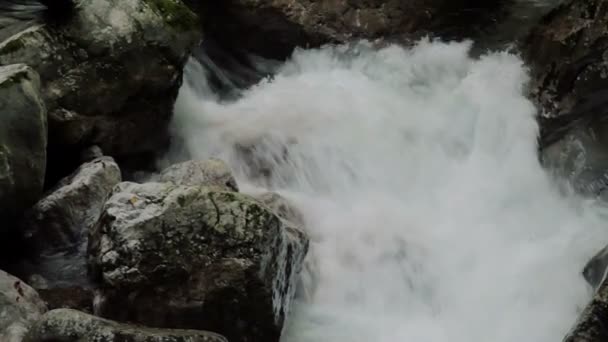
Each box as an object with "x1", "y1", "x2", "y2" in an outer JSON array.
[
  {"x1": 0, "y1": 0, "x2": 201, "y2": 162},
  {"x1": 584, "y1": 245, "x2": 608, "y2": 290},
  {"x1": 524, "y1": 0, "x2": 608, "y2": 149},
  {"x1": 0, "y1": 64, "x2": 47, "y2": 224},
  {"x1": 23, "y1": 308, "x2": 228, "y2": 342},
  {"x1": 0, "y1": 270, "x2": 47, "y2": 342},
  {"x1": 564, "y1": 277, "x2": 608, "y2": 342},
  {"x1": 159, "y1": 158, "x2": 239, "y2": 191},
  {"x1": 192, "y1": 0, "x2": 507, "y2": 59},
  {"x1": 89, "y1": 181, "x2": 309, "y2": 342},
  {"x1": 37, "y1": 286, "x2": 94, "y2": 314},
  {"x1": 21, "y1": 157, "x2": 121, "y2": 253}
]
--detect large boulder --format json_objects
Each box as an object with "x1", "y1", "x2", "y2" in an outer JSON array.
[
  {"x1": 524, "y1": 0, "x2": 608, "y2": 149},
  {"x1": 88, "y1": 182, "x2": 309, "y2": 342},
  {"x1": 0, "y1": 0, "x2": 201, "y2": 166},
  {"x1": 192, "y1": 0, "x2": 510, "y2": 59},
  {"x1": 23, "y1": 308, "x2": 227, "y2": 342},
  {"x1": 0, "y1": 270, "x2": 47, "y2": 342},
  {"x1": 0, "y1": 64, "x2": 47, "y2": 224},
  {"x1": 159, "y1": 158, "x2": 239, "y2": 191},
  {"x1": 21, "y1": 156, "x2": 121, "y2": 253}
]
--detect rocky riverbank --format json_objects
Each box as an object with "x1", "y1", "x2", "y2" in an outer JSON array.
[{"x1": 3, "y1": 0, "x2": 608, "y2": 341}]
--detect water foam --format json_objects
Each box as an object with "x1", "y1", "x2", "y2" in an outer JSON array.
[{"x1": 171, "y1": 38, "x2": 608, "y2": 342}]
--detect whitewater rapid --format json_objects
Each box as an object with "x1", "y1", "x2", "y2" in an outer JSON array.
[{"x1": 171, "y1": 39, "x2": 608, "y2": 342}]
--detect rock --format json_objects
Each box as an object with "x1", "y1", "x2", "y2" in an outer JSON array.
[
  {"x1": 89, "y1": 182, "x2": 309, "y2": 342},
  {"x1": 23, "y1": 308, "x2": 228, "y2": 342},
  {"x1": 0, "y1": 64, "x2": 47, "y2": 224},
  {"x1": 192, "y1": 0, "x2": 508, "y2": 59},
  {"x1": 584, "y1": 245, "x2": 608, "y2": 290},
  {"x1": 21, "y1": 157, "x2": 121, "y2": 253},
  {"x1": 37, "y1": 287, "x2": 94, "y2": 313},
  {"x1": 0, "y1": 0, "x2": 201, "y2": 163},
  {"x1": 563, "y1": 277, "x2": 608, "y2": 342},
  {"x1": 0, "y1": 270, "x2": 47, "y2": 342},
  {"x1": 159, "y1": 159, "x2": 239, "y2": 191},
  {"x1": 524, "y1": 0, "x2": 608, "y2": 149},
  {"x1": 254, "y1": 191, "x2": 305, "y2": 227}
]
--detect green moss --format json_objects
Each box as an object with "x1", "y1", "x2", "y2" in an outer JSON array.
[{"x1": 145, "y1": 0, "x2": 200, "y2": 32}]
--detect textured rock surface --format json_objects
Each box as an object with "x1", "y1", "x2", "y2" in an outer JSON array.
[
  {"x1": 89, "y1": 181, "x2": 309, "y2": 342},
  {"x1": 0, "y1": 270, "x2": 47, "y2": 342},
  {"x1": 159, "y1": 158, "x2": 238, "y2": 191},
  {"x1": 192, "y1": 0, "x2": 507, "y2": 59},
  {"x1": 23, "y1": 308, "x2": 228, "y2": 342},
  {"x1": 0, "y1": 0, "x2": 201, "y2": 162},
  {"x1": 563, "y1": 277, "x2": 608, "y2": 342},
  {"x1": 21, "y1": 157, "x2": 121, "y2": 253},
  {"x1": 524, "y1": 0, "x2": 608, "y2": 149},
  {"x1": 37, "y1": 286, "x2": 94, "y2": 313},
  {"x1": 255, "y1": 192, "x2": 305, "y2": 227},
  {"x1": 0, "y1": 64, "x2": 47, "y2": 224},
  {"x1": 584, "y1": 244, "x2": 608, "y2": 290}
]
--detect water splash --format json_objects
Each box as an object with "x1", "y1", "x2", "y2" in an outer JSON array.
[{"x1": 171, "y1": 38, "x2": 608, "y2": 342}]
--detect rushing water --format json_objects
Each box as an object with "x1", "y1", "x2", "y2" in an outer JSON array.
[{"x1": 171, "y1": 38, "x2": 608, "y2": 342}]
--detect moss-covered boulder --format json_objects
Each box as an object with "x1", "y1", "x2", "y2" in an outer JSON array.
[
  {"x1": 23, "y1": 308, "x2": 227, "y2": 342},
  {"x1": 0, "y1": 64, "x2": 47, "y2": 225},
  {"x1": 88, "y1": 181, "x2": 309, "y2": 342},
  {"x1": 0, "y1": 0, "x2": 201, "y2": 172}
]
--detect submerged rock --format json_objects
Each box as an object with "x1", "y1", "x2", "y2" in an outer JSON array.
[
  {"x1": 0, "y1": 270, "x2": 47, "y2": 342},
  {"x1": 21, "y1": 157, "x2": 121, "y2": 253},
  {"x1": 0, "y1": 64, "x2": 47, "y2": 224},
  {"x1": 159, "y1": 158, "x2": 239, "y2": 191},
  {"x1": 23, "y1": 308, "x2": 227, "y2": 342},
  {"x1": 524, "y1": 0, "x2": 608, "y2": 149},
  {"x1": 89, "y1": 182, "x2": 309, "y2": 342},
  {"x1": 0, "y1": 0, "x2": 201, "y2": 165}
]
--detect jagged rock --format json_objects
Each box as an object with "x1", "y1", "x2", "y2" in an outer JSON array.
[
  {"x1": 23, "y1": 308, "x2": 228, "y2": 342},
  {"x1": 159, "y1": 158, "x2": 239, "y2": 191},
  {"x1": 21, "y1": 157, "x2": 121, "y2": 253},
  {"x1": 0, "y1": 64, "x2": 47, "y2": 224},
  {"x1": 88, "y1": 181, "x2": 309, "y2": 342},
  {"x1": 0, "y1": 270, "x2": 47, "y2": 342},
  {"x1": 563, "y1": 277, "x2": 608, "y2": 342},
  {"x1": 191, "y1": 0, "x2": 507, "y2": 59},
  {"x1": 0, "y1": 0, "x2": 201, "y2": 162},
  {"x1": 524, "y1": 0, "x2": 608, "y2": 149}
]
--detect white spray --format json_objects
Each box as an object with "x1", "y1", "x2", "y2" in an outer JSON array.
[{"x1": 172, "y1": 39, "x2": 608, "y2": 342}]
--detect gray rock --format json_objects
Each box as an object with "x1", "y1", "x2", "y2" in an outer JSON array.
[
  {"x1": 0, "y1": 0, "x2": 201, "y2": 159},
  {"x1": 0, "y1": 64, "x2": 47, "y2": 224},
  {"x1": 524, "y1": 0, "x2": 608, "y2": 149},
  {"x1": 23, "y1": 308, "x2": 227, "y2": 342},
  {"x1": 0, "y1": 270, "x2": 47, "y2": 342},
  {"x1": 254, "y1": 192, "x2": 305, "y2": 227},
  {"x1": 159, "y1": 159, "x2": 239, "y2": 191},
  {"x1": 563, "y1": 278, "x2": 608, "y2": 342},
  {"x1": 89, "y1": 181, "x2": 309, "y2": 342},
  {"x1": 584, "y1": 245, "x2": 608, "y2": 290},
  {"x1": 21, "y1": 157, "x2": 121, "y2": 253}
]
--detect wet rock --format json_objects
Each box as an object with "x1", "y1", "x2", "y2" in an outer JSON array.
[
  {"x1": 564, "y1": 277, "x2": 608, "y2": 342},
  {"x1": 584, "y1": 245, "x2": 608, "y2": 290},
  {"x1": 23, "y1": 308, "x2": 228, "y2": 342},
  {"x1": 0, "y1": 270, "x2": 47, "y2": 342},
  {"x1": 159, "y1": 158, "x2": 239, "y2": 191},
  {"x1": 524, "y1": 0, "x2": 608, "y2": 149},
  {"x1": 193, "y1": 0, "x2": 507, "y2": 59},
  {"x1": 0, "y1": 0, "x2": 201, "y2": 163},
  {"x1": 255, "y1": 192, "x2": 305, "y2": 227},
  {"x1": 21, "y1": 157, "x2": 121, "y2": 253},
  {"x1": 0, "y1": 64, "x2": 47, "y2": 224},
  {"x1": 89, "y1": 182, "x2": 309, "y2": 342}
]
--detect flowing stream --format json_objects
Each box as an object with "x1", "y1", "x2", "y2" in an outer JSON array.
[{"x1": 171, "y1": 38, "x2": 608, "y2": 342}]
